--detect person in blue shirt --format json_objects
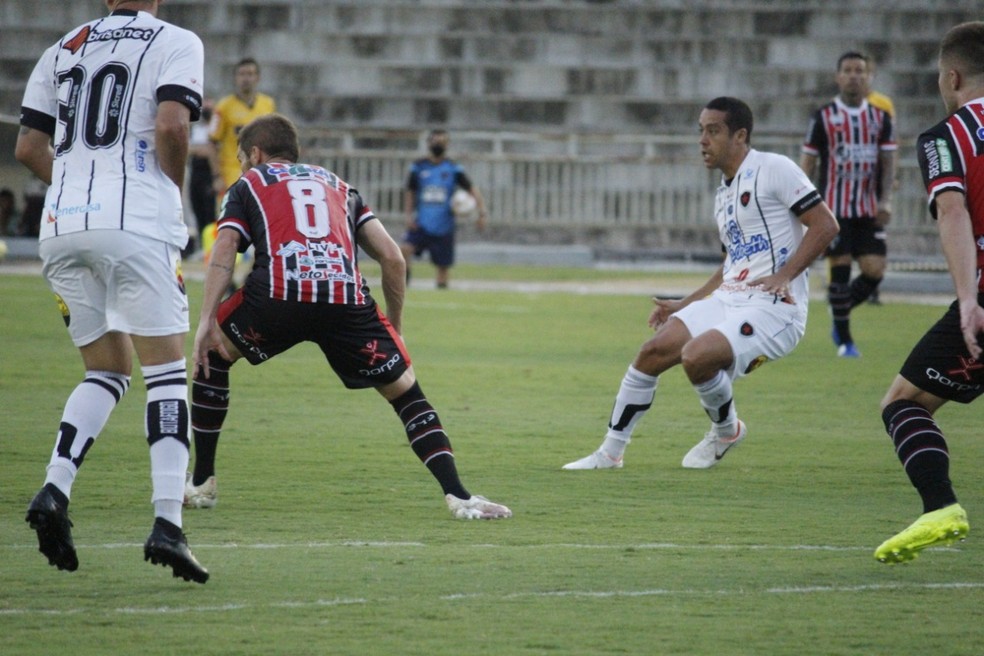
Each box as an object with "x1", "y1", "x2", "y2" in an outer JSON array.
[{"x1": 401, "y1": 129, "x2": 487, "y2": 288}]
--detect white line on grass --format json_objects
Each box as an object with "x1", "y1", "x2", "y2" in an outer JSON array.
[
  {"x1": 443, "y1": 581, "x2": 984, "y2": 601},
  {"x1": 2, "y1": 583, "x2": 981, "y2": 617}
]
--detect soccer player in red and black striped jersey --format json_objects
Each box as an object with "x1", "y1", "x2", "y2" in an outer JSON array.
[
  {"x1": 801, "y1": 51, "x2": 897, "y2": 357},
  {"x1": 188, "y1": 114, "x2": 511, "y2": 520},
  {"x1": 874, "y1": 22, "x2": 984, "y2": 564}
]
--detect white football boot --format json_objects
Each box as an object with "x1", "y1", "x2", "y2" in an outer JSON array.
[
  {"x1": 562, "y1": 449, "x2": 624, "y2": 470},
  {"x1": 445, "y1": 494, "x2": 512, "y2": 519},
  {"x1": 681, "y1": 421, "x2": 747, "y2": 469},
  {"x1": 183, "y1": 473, "x2": 218, "y2": 509}
]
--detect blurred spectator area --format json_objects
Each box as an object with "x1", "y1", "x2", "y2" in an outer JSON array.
[{"x1": 0, "y1": 0, "x2": 978, "y2": 257}]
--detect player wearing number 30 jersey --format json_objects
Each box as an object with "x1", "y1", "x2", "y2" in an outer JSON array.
[
  {"x1": 16, "y1": 1, "x2": 208, "y2": 584},
  {"x1": 19, "y1": 6, "x2": 203, "y2": 248}
]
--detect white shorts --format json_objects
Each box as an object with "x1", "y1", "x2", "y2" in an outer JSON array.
[
  {"x1": 40, "y1": 231, "x2": 190, "y2": 347},
  {"x1": 672, "y1": 289, "x2": 806, "y2": 380}
]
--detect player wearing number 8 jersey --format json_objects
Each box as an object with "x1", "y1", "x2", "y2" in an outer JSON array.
[
  {"x1": 187, "y1": 113, "x2": 511, "y2": 521},
  {"x1": 16, "y1": 0, "x2": 208, "y2": 583}
]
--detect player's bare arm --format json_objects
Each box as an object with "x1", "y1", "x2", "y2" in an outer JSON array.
[
  {"x1": 935, "y1": 190, "x2": 984, "y2": 360},
  {"x1": 358, "y1": 219, "x2": 407, "y2": 334},
  {"x1": 403, "y1": 189, "x2": 418, "y2": 230},
  {"x1": 877, "y1": 149, "x2": 897, "y2": 226},
  {"x1": 798, "y1": 152, "x2": 817, "y2": 180},
  {"x1": 156, "y1": 100, "x2": 191, "y2": 189},
  {"x1": 472, "y1": 185, "x2": 489, "y2": 232},
  {"x1": 193, "y1": 229, "x2": 239, "y2": 376},
  {"x1": 14, "y1": 126, "x2": 54, "y2": 185}
]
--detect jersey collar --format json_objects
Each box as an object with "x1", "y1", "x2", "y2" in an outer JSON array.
[{"x1": 834, "y1": 95, "x2": 868, "y2": 114}]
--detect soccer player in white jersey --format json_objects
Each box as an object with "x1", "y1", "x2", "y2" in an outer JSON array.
[
  {"x1": 15, "y1": 0, "x2": 209, "y2": 583},
  {"x1": 563, "y1": 97, "x2": 839, "y2": 471}
]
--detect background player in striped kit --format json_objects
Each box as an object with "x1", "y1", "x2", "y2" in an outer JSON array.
[
  {"x1": 187, "y1": 114, "x2": 511, "y2": 521},
  {"x1": 16, "y1": 0, "x2": 208, "y2": 583},
  {"x1": 801, "y1": 51, "x2": 897, "y2": 358},
  {"x1": 874, "y1": 21, "x2": 984, "y2": 564}
]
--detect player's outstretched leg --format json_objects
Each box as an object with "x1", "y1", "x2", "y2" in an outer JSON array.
[{"x1": 388, "y1": 381, "x2": 511, "y2": 519}]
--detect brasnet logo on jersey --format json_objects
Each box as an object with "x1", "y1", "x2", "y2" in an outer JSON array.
[{"x1": 90, "y1": 27, "x2": 155, "y2": 44}]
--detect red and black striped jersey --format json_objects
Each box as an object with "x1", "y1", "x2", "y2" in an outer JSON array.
[
  {"x1": 218, "y1": 162, "x2": 377, "y2": 304},
  {"x1": 802, "y1": 98, "x2": 896, "y2": 219},
  {"x1": 917, "y1": 99, "x2": 984, "y2": 292}
]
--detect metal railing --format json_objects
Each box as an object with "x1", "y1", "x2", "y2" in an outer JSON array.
[
  {"x1": 0, "y1": 116, "x2": 939, "y2": 256},
  {"x1": 303, "y1": 129, "x2": 936, "y2": 254}
]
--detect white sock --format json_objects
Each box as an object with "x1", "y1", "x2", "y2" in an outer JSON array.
[
  {"x1": 694, "y1": 370, "x2": 738, "y2": 438},
  {"x1": 600, "y1": 365, "x2": 658, "y2": 458},
  {"x1": 44, "y1": 371, "x2": 130, "y2": 499},
  {"x1": 143, "y1": 359, "x2": 190, "y2": 528}
]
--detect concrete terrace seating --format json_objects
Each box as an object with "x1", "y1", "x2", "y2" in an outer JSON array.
[{"x1": 0, "y1": 1, "x2": 980, "y2": 138}]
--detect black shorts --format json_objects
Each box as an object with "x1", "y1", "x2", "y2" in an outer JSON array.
[
  {"x1": 404, "y1": 228, "x2": 455, "y2": 267},
  {"x1": 217, "y1": 287, "x2": 411, "y2": 389},
  {"x1": 826, "y1": 217, "x2": 887, "y2": 258},
  {"x1": 899, "y1": 295, "x2": 984, "y2": 403}
]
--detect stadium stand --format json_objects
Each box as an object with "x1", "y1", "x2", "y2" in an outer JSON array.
[{"x1": 0, "y1": 0, "x2": 980, "y2": 259}]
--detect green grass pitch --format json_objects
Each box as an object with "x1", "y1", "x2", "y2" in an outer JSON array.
[{"x1": 1, "y1": 264, "x2": 981, "y2": 655}]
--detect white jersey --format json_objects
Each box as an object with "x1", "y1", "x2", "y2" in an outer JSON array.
[
  {"x1": 20, "y1": 9, "x2": 204, "y2": 247},
  {"x1": 714, "y1": 149, "x2": 823, "y2": 312}
]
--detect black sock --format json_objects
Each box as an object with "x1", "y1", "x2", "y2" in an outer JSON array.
[
  {"x1": 828, "y1": 264, "x2": 852, "y2": 344},
  {"x1": 191, "y1": 352, "x2": 232, "y2": 485},
  {"x1": 389, "y1": 382, "x2": 469, "y2": 499},
  {"x1": 882, "y1": 400, "x2": 958, "y2": 513},
  {"x1": 849, "y1": 274, "x2": 882, "y2": 308}
]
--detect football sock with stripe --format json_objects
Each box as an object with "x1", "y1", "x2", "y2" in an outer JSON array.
[
  {"x1": 191, "y1": 352, "x2": 232, "y2": 485},
  {"x1": 600, "y1": 365, "x2": 657, "y2": 459},
  {"x1": 44, "y1": 370, "x2": 131, "y2": 499},
  {"x1": 849, "y1": 274, "x2": 883, "y2": 309},
  {"x1": 390, "y1": 382, "x2": 469, "y2": 499},
  {"x1": 694, "y1": 370, "x2": 738, "y2": 438},
  {"x1": 829, "y1": 264, "x2": 853, "y2": 345},
  {"x1": 882, "y1": 399, "x2": 957, "y2": 513},
  {"x1": 144, "y1": 359, "x2": 191, "y2": 528}
]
